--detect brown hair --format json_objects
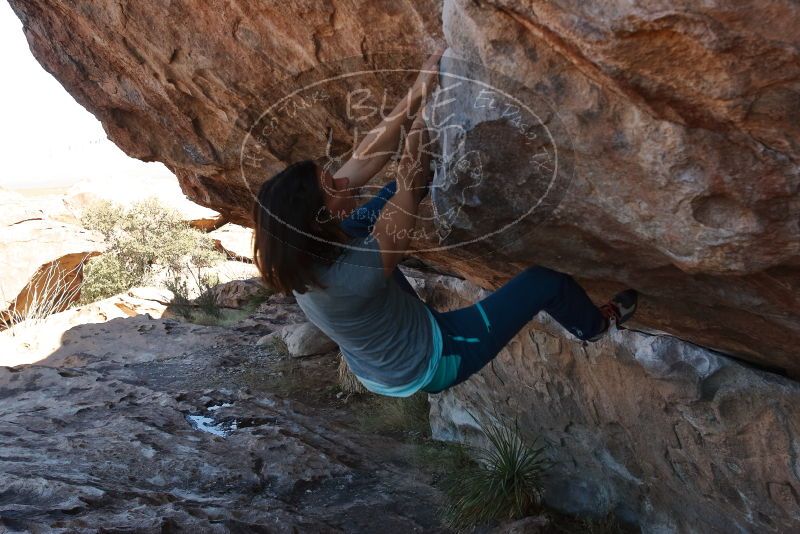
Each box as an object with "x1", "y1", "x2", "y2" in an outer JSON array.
[{"x1": 252, "y1": 160, "x2": 349, "y2": 294}]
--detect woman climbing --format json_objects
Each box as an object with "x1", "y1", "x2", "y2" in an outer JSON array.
[{"x1": 252, "y1": 49, "x2": 638, "y2": 396}]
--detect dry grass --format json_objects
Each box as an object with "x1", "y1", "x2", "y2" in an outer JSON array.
[
  {"x1": 337, "y1": 354, "x2": 367, "y2": 394},
  {"x1": 1, "y1": 257, "x2": 89, "y2": 335},
  {"x1": 354, "y1": 390, "x2": 432, "y2": 437}
]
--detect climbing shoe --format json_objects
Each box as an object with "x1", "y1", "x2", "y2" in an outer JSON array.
[{"x1": 587, "y1": 289, "x2": 639, "y2": 342}]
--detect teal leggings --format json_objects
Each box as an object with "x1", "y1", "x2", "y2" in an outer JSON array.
[
  {"x1": 418, "y1": 266, "x2": 606, "y2": 393},
  {"x1": 340, "y1": 181, "x2": 606, "y2": 394}
]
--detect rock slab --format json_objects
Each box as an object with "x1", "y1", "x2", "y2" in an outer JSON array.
[
  {"x1": 1, "y1": 310, "x2": 450, "y2": 532},
  {"x1": 415, "y1": 270, "x2": 800, "y2": 533}
]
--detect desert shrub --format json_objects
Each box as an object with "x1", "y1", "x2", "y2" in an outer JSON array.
[
  {"x1": 78, "y1": 254, "x2": 136, "y2": 304},
  {"x1": 79, "y1": 199, "x2": 123, "y2": 239},
  {"x1": 165, "y1": 269, "x2": 223, "y2": 324},
  {"x1": 440, "y1": 410, "x2": 552, "y2": 530},
  {"x1": 80, "y1": 198, "x2": 223, "y2": 303},
  {"x1": 194, "y1": 271, "x2": 222, "y2": 318},
  {"x1": 164, "y1": 276, "x2": 193, "y2": 319}
]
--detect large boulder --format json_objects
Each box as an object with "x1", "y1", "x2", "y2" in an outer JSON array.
[
  {"x1": 418, "y1": 0, "x2": 800, "y2": 377},
  {"x1": 259, "y1": 321, "x2": 340, "y2": 358},
  {"x1": 7, "y1": 0, "x2": 798, "y2": 374},
  {"x1": 410, "y1": 268, "x2": 800, "y2": 533}
]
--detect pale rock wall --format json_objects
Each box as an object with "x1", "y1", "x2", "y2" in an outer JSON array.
[{"x1": 408, "y1": 269, "x2": 800, "y2": 533}]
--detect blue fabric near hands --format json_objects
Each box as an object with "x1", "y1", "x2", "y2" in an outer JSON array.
[{"x1": 338, "y1": 180, "x2": 397, "y2": 238}]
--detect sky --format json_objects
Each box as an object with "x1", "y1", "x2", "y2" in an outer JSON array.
[{"x1": 0, "y1": 1, "x2": 173, "y2": 190}]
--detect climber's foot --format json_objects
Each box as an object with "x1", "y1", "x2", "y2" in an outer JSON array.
[{"x1": 587, "y1": 289, "x2": 639, "y2": 341}]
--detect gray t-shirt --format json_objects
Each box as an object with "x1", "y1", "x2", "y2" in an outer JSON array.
[{"x1": 292, "y1": 235, "x2": 433, "y2": 387}]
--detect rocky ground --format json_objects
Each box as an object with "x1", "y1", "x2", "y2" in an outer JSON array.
[
  {"x1": 6, "y1": 264, "x2": 797, "y2": 532},
  {"x1": 3, "y1": 288, "x2": 621, "y2": 533},
  {"x1": 1, "y1": 292, "x2": 456, "y2": 532}
]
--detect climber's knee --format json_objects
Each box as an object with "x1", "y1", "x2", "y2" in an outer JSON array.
[
  {"x1": 519, "y1": 265, "x2": 572, "y2": 309},
  {"x1": 524, "y1": 265, "x2": 567, "y2": 288},
  {"x1": 524, "y1": 265, "x2": 558, "y2": 278}
]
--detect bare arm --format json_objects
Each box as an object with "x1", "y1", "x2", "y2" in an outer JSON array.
[
  {"x1": 334, "y1": 48, "x2": 443, "y2": 190},
  {"x1": 370, "y1": 114, "x2": 432, "y2": 277}
]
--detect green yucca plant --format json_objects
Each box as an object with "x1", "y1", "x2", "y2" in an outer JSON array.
[{"x1": 441, "y1": 409, "x2": 553, "y2": 530}]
